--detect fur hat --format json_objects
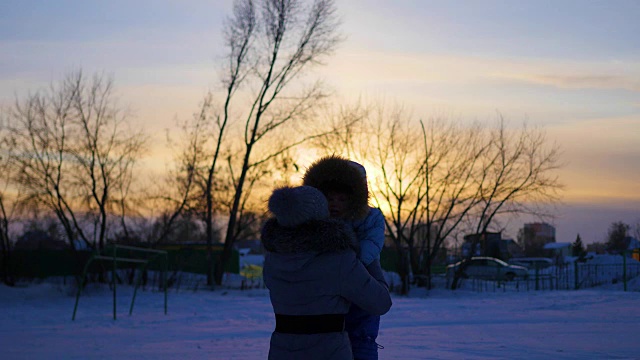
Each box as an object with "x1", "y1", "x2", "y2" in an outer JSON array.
[
  {"x1": 268, "y1": 186, "x2": 329, "y2": 228},
  {"x1": 348, "y1": 160, "x2": 367, "y2": 179},
  {"x1": 302, "y1": 155, "x2": 370, "y2": 220}
]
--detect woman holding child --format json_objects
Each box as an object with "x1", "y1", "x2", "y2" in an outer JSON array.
[{"x1": 261, "y1": 156, "x2": 391, "y2": 360}]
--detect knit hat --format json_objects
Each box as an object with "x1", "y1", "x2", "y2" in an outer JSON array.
[{"x1": 268, "y1": 186, "x2": 329, "y2": 228}]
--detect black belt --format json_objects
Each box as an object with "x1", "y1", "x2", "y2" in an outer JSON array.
[{"x1": 275, "y1": 314, "x2": 345, "y2": 334}]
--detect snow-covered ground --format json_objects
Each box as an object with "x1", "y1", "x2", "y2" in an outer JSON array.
[{"x1": 1, "y1": 275, "x2": 639, "y2": 360}]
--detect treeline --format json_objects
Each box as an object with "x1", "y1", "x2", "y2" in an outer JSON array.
[{"x1": 573, "y1": 221, "x2": 640, "y2": 257}]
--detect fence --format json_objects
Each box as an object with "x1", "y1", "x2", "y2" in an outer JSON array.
[
  {"x1": 5, "y1": 246, "x2": 240, "y2": 289},
  {"x1": 72, "y1": 245, "x2": 169, "y2": 320},
  {"x1": 448, "y1": 255, "x2": 640, "y2": 293}
]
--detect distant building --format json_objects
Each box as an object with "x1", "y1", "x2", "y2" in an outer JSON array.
[
  {"x1": 462, "y1": 232, "x2": 500, "y2": 258},
  {"x1": 586, "y1": 242, "x2": 607, "y2": 254},
  {"x1": 543, "y1": 242, "x2": 571, "y2": 262},
  {"x1": 518, "y1": 223, "x2": 556, "y2": 257},
  {"x1": 503, "y1": 238, "x2": 525, "y2": 258},
  {"x1": 461, "y1": 232, "x2": 523, "y2": 260}
]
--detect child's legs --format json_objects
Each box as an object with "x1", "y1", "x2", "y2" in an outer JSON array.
[{"x1": 345, "y1": 304, "x2": 381, "y2": 360}]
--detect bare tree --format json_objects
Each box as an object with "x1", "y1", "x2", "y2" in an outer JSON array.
[
  {"x1": 606, "y1": 221, "x2": 630, "y2": 254},
  {"x1": 0, "y1": 112, "x2": 17, "y2": 285},
  {"x1": 366, "y1": 106, "x2": 426, "y2": 294},
  {"x1": 0, "y1": 181, "x2": 12, "y2": 285},
  {"x1": 371, "y1": 116, "x2": 562, "y2": 291},
  {"x1": 195, "y1": 0, "x2": 256, "y2": 285},
  {"x1": 311, "y1": 100, "x2": 371, "y2": 159},
  {"x1": 217, "y1": 141, "x2": 297, "y2": 239},
  {"x1": 450, "y1": 118, "x2": 562, "y2": 289},
  {"x1": 6, "y1": 71, "x2": 147, "y2": 251},
  {"x1": 8, "y1": 73, "x2": 88, "y2": 250},
  {"x1": 417, "y1": 119, "x2": 489, "y2": 290},
  {"x1": 154, "y1": 96, "x2": 215, "y2": 247},
  {"x1": 472, "y1": 118, "x2": 562, "y2": 235},
  {"x1": 211, "y1": 0, "x2": 342, "y2": 285},
  {"x1": 68, "y1": 73, "x2": 147, "y2": 250}
]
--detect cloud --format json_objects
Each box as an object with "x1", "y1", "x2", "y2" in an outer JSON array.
[
  {"x1": 492, "y1": 73, "x2": 640, "y2": 92},
  {"x1": 319, "y1": 49, "x2": 640, "y2": 92},
  {"x1": 549, "y1": 114, "x2": 640, "y2": 144},
  {"x1": 545, "y1": 115, "x2": 640, "y2": 202}
]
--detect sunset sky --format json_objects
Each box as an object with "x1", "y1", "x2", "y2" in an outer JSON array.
[{"x1": 1, "y1": 0, "x2": 638, "y2": 244}]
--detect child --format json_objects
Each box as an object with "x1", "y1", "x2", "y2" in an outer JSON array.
[
  {"x1": 262, "y1": 185, "x2": 391, "y2": 360},
  {"x1": 303, "y1": 155, "x2": 387, "y2": 360}
]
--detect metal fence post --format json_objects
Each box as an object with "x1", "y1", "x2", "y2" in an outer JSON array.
[
  {"x1": 623, "y1": 253, "x2": 627, "y2": 292},
  {"x1": 113, "y1": 246, "x2": 117, "y2": 320},
  {"x1": 164, "y1": 252, "x2": 168, "y2": 315}
]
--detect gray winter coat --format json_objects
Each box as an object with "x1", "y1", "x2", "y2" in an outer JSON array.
[{"x1": 261, "y1": 218, "x2": 392, "y2": 360}]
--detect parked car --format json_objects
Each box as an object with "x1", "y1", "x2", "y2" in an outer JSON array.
[
  {"x1": 508, "y1": 257, "x2": 553, "y2": 270},
  {"x1": 447, "y1": 257, "x2": 529, "y2": 281}
]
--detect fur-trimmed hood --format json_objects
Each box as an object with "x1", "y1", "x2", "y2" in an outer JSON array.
[
  {"x1": 261, "y1": 218, "x2": 358, "y2": 254},
  {"x1": 302, "y1": 155, "x2": 370, "y2": 220}
]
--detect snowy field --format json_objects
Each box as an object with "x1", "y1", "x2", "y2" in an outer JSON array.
[{"x1": 1, "y1": 276, "x2": 640, "y2": 360}]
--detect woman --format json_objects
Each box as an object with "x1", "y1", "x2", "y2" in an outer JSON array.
[{"x1": 262, "y1": 185, "x2": 392, "y2": 360}]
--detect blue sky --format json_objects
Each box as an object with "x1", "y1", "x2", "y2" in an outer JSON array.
[
  {"x1": 342, "y1": 0, "x2": 640, "y2": 59},
  {"x1": 1, "y1": 0, "x2": 638, "y2": 243}
]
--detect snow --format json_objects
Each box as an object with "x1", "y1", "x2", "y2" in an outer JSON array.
[{"x1": 2, "y1": 254, "x2": 640, "y2": 360}]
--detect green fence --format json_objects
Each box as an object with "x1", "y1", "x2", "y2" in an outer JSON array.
[
  {"x1": 7, "y1": 246, "x2": 239, "y2": 279},
  {"x1": 164, "y1": 248, "x2": 239, "y2": 275},
  {"x1": 10, "y1": 250, "x2": 89, "y2": 278},
  {"x1": 380, "y1": 247, "x2": 397, "y2": 272}
]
